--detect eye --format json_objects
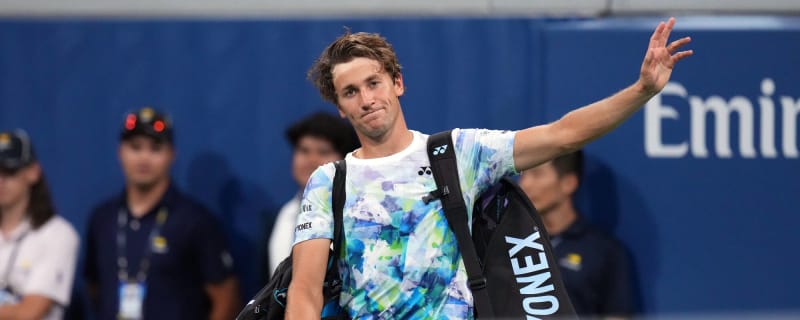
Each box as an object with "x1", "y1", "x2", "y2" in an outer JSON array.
[{"x1": 368, "y1": 80, "x2": 380, "y2": 88}]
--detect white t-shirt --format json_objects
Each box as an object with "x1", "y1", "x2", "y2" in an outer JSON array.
[
  {"x1": 0, "y1": 216, "x2": 79, "y2": 320},
  {"x1": 268, "y1": 193, "x2": 301, "y2": 276}
]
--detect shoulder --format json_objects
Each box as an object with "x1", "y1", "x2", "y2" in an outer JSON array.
[
  {"x1": 300, "y1": 162, "x2": 339, "y2": 205},
  {"x1": 451, "y1": 128, "x2": 516, "y2": 150},
  {"x1": 451, "y1": 128, "x2": 516, "y2": 139},
  {"x1": 88, "y1": 196, "x2": 121, "y2": 221},
  {"x1": 318, "y1": 161, "x2": 338, "y2": 175},
  {"x1": 306, "y1": 162, "x2": 338, "y2": 185},
  {"x1": 170, "y1": 191, "x2": 220, "y2": 224},
  {"x1": 579, "y1": 224, "x2": 628, "y2": 254},
  {"x1": 34, "y1": 215, "x2": 79, "y2": 246}
]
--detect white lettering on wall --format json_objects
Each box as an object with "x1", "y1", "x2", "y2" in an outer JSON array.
[{"x1": 644, "y1": 79, "x2": 798, "y2": 158}]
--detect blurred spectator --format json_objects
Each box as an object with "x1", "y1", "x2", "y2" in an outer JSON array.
[
  {"x1": 84, "y1": 107, "x2": 240, "y2": 320},
  {"x1": 0, "y1": 130, "x2": 80, "y2": 320},
  {"x1": 518, "y1": 150, "x2": 636, "y2": 319},
  {"x1": 263, "y1": 111, "x2": 358, "y2": 280}
]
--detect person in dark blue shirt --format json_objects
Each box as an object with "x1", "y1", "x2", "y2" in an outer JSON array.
[
  {"x1": 519, "y1": 150, "x2": 636, "y2": 319},
  {"x1": 84, "y1": 107, "x2": 241, "y2": 320}
]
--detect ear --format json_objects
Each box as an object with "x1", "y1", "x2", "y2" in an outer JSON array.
[
  {"x1": 560, "y1": 172, "x2": 579, "y2": 196},
  {"x1": 166, "y1": 144, "x2": 177, "y2": 165},
  {"x1": 393, "y1": 73, "x2": 405, "y2": 97},
  {"x1": 23, "y1": 162, "x2": 42, "y2": 185}
]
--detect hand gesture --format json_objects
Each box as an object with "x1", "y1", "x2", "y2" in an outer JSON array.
[{"x1": 639, "y1": 17, "x2": 693, "y2": 95}]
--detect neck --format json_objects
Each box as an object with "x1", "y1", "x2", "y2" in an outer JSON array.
[
  {"x1": 126, "y1": 177, "x2": 170, "y2": 218},
  {"x1": 540, "y1": 200, "x2": 578, "y2": 236},
  {"x1": 1, "y1": 196, "x2": 29, "y2": 236},
  {"x1": 355, "y1": 115, "x2": 413, "y2": 159}
]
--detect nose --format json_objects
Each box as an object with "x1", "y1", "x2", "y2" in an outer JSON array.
[{"x1": 359, "y1": 89, "x2": 375, "y2": 109}]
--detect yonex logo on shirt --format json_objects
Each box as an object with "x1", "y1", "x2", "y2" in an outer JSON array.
[
  {"x1": 417, "y1": 166, "x2": 432, "y2": 175},
  {"x1": 432, "y1": 145, "x2": 448, "y2": 155},
  {"x1": 295, "y1": 222, "x2": 312, "y2": 232}
]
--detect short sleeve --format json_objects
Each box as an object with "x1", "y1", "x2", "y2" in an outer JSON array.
[
  {"x1": 292, "y1": 163, "x2": 337, "y2": 246},
  {"x1": 452, "y1": 128, "x2": 517, "y2": 197},
  {"x1": 23, "y1": 219, "x2": 80, "y2": 305},
  {"x1": 193, "y1": 210, "x2": 236, "y2": 284}
]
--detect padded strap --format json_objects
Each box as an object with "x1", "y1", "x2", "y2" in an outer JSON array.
[
  {"x1": 332, "y1": 160, "x2": 347, "y2": 257},
  {"x1": 426, "y1": 131, "x2": 495, "y2": 318}
]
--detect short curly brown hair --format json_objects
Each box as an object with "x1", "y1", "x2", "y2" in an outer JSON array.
[{"x1": 308, "y1": 31, "x2": 402, "y2": 105}]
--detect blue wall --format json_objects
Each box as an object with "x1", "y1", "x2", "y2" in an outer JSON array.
[
  {"x1": 0, "y1": 16, "x2": 797, "y2": 316},
  {"x1": 543, "y1": 17, "x2": 800, "y2": 314}
]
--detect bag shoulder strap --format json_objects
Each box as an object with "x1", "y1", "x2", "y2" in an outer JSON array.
[
  {"x1": 425, "y1": 130, "x2": 495, "y2": 318},
  {"x1": 332, "y1": 160, "x2": 347, "y2": 256}
]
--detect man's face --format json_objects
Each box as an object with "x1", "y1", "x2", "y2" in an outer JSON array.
[
  {"x1": 518, "y1": 161, "x2": 574, "y2": 215},
  {"x1": 118, "y1": 136, "x2": 174, "y2": 189},
  {"x1": 0, "y1": 164, "x2": 39, "y2": 208},
  {"x1": 292, "y1": 135, "x2": 341, "y2": 188},
  {"x1": 332, "y1": 57, "x2": 405, "y2": 140}
]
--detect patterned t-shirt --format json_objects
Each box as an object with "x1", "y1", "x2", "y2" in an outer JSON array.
[{"x1": 293, "y1": 129, "x2": 516, "y2": 319}]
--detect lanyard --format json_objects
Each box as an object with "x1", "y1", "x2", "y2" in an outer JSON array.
[
  {"x1": 1, "y1": 231, "x2": 28, "y2": 290},
  {"x1": 117, "y1": 207, "x2": 168, "y2": 282},
  {"x1": 550, "y1": 236, "x2": 562, "y2": 248}
]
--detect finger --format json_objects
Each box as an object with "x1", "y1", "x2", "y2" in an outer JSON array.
[
  {"x1": 671, "y1": 50, "x2": 694, "y2": 64},
  {"x1": 661, "y1": 17, "x2": 676, "y2": 44},
  {"x1": 650, "y1": 21, "x2": 666, "y2": 46},
  {"x1": 667, "y1": 36, "x2": 692, "y2": 53}
]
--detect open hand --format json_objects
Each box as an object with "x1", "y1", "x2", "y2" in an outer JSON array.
[{"x1": 639, "y1": 17, "x2": 693, "y2": 95}]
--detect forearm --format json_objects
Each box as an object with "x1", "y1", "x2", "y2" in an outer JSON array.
[
  {"x1": 208, "y1": 297, "x2": 238, "y2": 320},
  {"x1": 0, "y1": 305, "x2": 19, "y2": 320},
  {"x1": 0, "y1": 295, "x2": 52, "y2": 320},
  {"x1": 286, "y1": 283, "x2": 324, "y2": 320},
  {"x1": 0, "y1": 306, "x2": 36, "y2": 320},
  {"x1": 206, "y1": 277, "x2": 241, "y2": 320},
  {"x1": 514, "y1": 81, "x2": 657, "y2": 170},
  {"x1": 0, "y1": 305, "x2": 14, "y2": 320},
  {"x1": 554, "y1": 81, "x2": 655, "y2": 150}
]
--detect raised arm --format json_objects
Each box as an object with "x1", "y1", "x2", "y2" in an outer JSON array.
[
  {"x1": 513, "y1": 17, "x2": 693, "y2": 171},
  {"x1": 286, "y1": 238, "x2": 332, "y2": 320}
]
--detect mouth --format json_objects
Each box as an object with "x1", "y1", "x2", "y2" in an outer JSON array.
[
  {"x1": 361, "y1": 108, "x2": 385, "y2": 121},
  {"x1": 135, "y1": 165, "x2": 153, "y2": 174}
]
